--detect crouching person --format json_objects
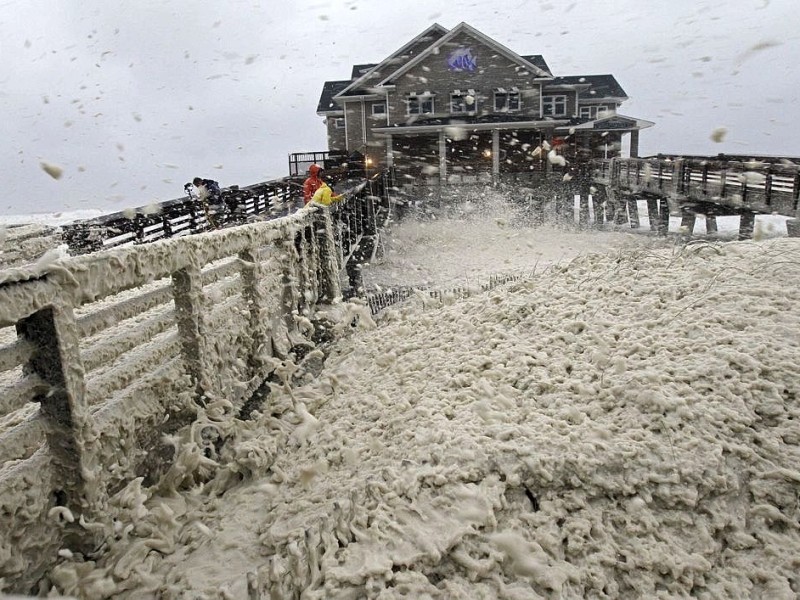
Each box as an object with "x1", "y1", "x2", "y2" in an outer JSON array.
[
  {"x1": 193, "y1": 177, "x2": 228, "y2": 228},
  {"x1": 309, "y1": 181, "x2": 343, "y2": 207}
]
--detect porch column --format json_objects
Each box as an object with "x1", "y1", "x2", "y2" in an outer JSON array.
[
  {"x1": 385, "y1": 135, "x2": 394, "y2": 168},
  {"x1": 629, "y1": 130, "x2": 640, "y2": 158},
  {"x1": 439, "y1": 130, "x2": 447, "y2": 184},
  {"x1": 492, "y1": 129, "x2": 500, "y2": 184}
]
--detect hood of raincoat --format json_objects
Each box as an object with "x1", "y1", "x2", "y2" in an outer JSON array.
[{"x1": 308, "y1": 164, "x2": 322, "y2": 176}]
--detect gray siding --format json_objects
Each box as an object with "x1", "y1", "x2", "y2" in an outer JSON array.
[
  {"x1": 387, "y1": 32, "x2": 543, "y2": 123},
  {"x1": 343, "y1": 101, "x2": 365, "y2": 152},
  {"x1": 326, "y1": 118, "x2": 346, "y2": 151}
]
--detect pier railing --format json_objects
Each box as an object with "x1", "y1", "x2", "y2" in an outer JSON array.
[
  {"x1": 593, "y1": 157, "x2": 800, "y2": 217},
  {"x1": 0, "y1": 176, "x2": 390, "y2": 590}
]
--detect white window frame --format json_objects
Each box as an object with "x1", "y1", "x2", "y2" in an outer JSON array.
[
  {"x1": 407, "y1": 94, "x2": 434, "y2": 116},
  {"x1": 494, "y1": 90, "x2": 520, "y2": 112},
  {"x1": 450, "y1": 90, "x2": 477, "y2": 114},
  {"x1": 579, "y1": 105, "x2": 610, "y2": 119},
  {"x1": 542, "y1": 94, "x2": 567, "y2": 117},
  {"x1": 333, "y1": 117, "x2": 345, "y2": 129},
  {"x1": 371, "y1": 102, "x2": 386, "y2": 116}
]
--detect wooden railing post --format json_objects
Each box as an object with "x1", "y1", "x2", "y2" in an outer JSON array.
[
  {"x1": 16, "y1": 292, "x2": 99, "y2": 512},
  {"x1": 238, "y1": 248, "x2": 272, "y2": 373},
  {"x1": 171, "y1": 263, "x2": 214, "y2": 402},
  {"x1": 764, "y1": 165, "x2": 773, "y2": 207},
  {"x1": 314, "y1": 210, "x2": 342, "y2": 304},
  {"x1": 793, "y1": 170, "x2": 800, "y2": 211},
  {"x1": 671, "y1": 159, "x2": 685, "y2": 195}
]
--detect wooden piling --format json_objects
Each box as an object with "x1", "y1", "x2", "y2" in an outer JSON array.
[
  {"x1": 646, "y1": 197, "x2": 660, "y2": 232},
  {"x1": 627, "y1": 196, "x2": 640, "y2": 229},
  {"x1": 679, "y1": 210, "x2": 696, "y2": 240},
  {"x1": 738, "y1": 211, "x2": 756, "y2": 240}
]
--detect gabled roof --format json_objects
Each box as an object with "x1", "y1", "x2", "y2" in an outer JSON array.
[
  {"x1": 334, "y1": 23, "x2": 449, "y2": 99},
  {"x1": 379, "y1": 22, "x2": 553, "y2": 85},
  {"x1": 548, "y1": 74, "x2": 628, "y2": 100},
  {"x1": 317, "y1": 80, "x2": 351, "y2": 114},
  {"x1": 519, "y1": 55, "x2": 552, "y2": 77},
  {"x1": 351, "y1": 64, "x2": 378, "y2": 79}
]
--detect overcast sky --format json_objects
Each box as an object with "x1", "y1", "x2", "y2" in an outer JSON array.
[{"x1": 1, "y1": 0, "x2": 797, "y2": 216}]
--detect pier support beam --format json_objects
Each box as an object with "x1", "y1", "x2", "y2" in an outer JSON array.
[
  {"x1": 627, "y1": 196, "x2": 641, "y2": 229},
  {"x1": 578, "y1": 196, "x2": 590, "y2": 227},
  {"x1": 680, "y1": 210, "x2": 697, "y2": 240},
  {"x1": 705, "y1": 215, "x2": 718, "y2": 235},
  {"x1": 592, "y1": 191, "x2": 605, "y2": 228},
  {"x1": 659, "y1": 199, "x2": 670, "y2": 236},
  {"x1": 739, "y1": 211, "x2": 756, "y2": 240},
  {"x1": 646, "y1": 197, "x2": 660, "y2": 232}
]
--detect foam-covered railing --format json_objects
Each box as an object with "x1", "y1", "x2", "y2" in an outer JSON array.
[{"x1": 0, "y1": 203, "x2": 352, "y2": 590}]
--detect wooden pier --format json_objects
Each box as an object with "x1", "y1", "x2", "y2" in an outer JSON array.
[{"x1": 592, "y1": 156, "x2": 800, "y2": 239}]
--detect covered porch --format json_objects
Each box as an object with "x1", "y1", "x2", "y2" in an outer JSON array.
[
  {"x1": 373, "y1": 121, "x2": 566, "y2": 185},
  {"x1": 372, "y1": 114, "x2": 655, "y2": 185}
]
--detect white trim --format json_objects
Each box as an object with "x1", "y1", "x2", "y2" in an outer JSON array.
[
  {"x1": 377, "y1": 21, "x2": 552, "y2": 86},
  {"x1": 333, "y1": 23, "x2": 449, "y2": 100},
  {"x1": 450, "y1": 90, "x2": 477, "y2": 114},
  {"x1": 371, "y1": 102, "x2": 387, "y2": 116},
  {"x1": 406, "y1": 93, "x2": 435, "y2": 116},
  {"x1": 542, "y1": 94, "x2": 568, "y2": 117},
  {"x1": 372, "y1": 119, "x2": 569, "y2": 135},
  {"x1": 559, "y1": 113, "x2": 655, "y2": 131},
  {"x1": 578, "y1": 105, "x2": 611, "y2": 119},
  {"x1": 493, "y1": 89, "x2": 521, "y2": 112}
]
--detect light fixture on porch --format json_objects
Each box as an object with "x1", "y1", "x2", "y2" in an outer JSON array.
[
  {"x1": 365, "y1": 156, "x2": 374, "y2": 167},
  {"x1": 483, "y1": 149, "x2": 492, "y2": 158}
]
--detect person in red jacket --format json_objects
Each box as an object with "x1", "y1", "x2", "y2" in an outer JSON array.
[{"x1": 303, "y1": 164, "x2": 324, "y2": 205}]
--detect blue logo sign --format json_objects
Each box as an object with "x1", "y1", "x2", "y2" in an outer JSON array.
[{"x1": 447, "y1": 48, "x2": 477, "y2": 72}]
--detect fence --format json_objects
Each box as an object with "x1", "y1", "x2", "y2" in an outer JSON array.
[
  {"x1": 593, "y1": 157, "x2": 800, "y2": 218},
  {"x1": 0, "y1": 177, "x2": 389, "y2": 591},
  {"x1": 61, "y1": 178, "x2": 300, "y2": 255}
]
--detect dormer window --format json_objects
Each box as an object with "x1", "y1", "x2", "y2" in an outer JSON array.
[
  {"x1": 450, "y1": 89, "x2": 477, "y2": 114},
  {"x1": 372, "y1": 102, "x2": 386, "y2": 116},
  {"x1": 494, "y1": 88, "x2": 520, "y2": 112},
  {"x1": 543, "y1": 95, "x2": 567, "y2": 117},
  {"x1": 407, "y1": 93, "x2": 434, "y2": 115}
]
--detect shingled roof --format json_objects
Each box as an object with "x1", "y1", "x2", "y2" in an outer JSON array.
[
  {"x1": 519, "y1": 55, "x2": 552, "y2": 77},
  {"x1": 351, "y1": 64, "x2": 378, "y2": 79},
  {"x1": 316, "y1": 80, "x2": 351, "y2": 114},
  {"x1": 548, "y1": 74, "x2": 628, "y2": 99}
]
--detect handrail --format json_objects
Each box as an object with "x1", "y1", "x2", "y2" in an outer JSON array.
[
  {"x1": 0, "y1": 175, "x2": 391, "y2": 588},
  {"x1": 592, "y1": 157, "x2": 800, "y2": 217}
]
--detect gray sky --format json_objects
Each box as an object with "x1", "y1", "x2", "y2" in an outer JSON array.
[{"x1": 1, "y1": 0, "x2": 797, "y2": 216}]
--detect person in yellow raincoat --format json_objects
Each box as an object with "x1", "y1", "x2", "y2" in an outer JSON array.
[{"x1": 309, "y1": 181, "x2": 343, "y2": 206}]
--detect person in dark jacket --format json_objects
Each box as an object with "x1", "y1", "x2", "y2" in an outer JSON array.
[{"x1": 192, "y1": 177, "x2": 226, "y2": 227}]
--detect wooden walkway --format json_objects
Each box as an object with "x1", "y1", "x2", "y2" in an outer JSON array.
[{"x1": 592, "y1": 156, "x2": 800, "y2": 239}]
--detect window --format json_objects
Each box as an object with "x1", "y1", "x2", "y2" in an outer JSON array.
[
  {"x1": 579, "y1": 105, "x2": 610, "y2": 119},
  {"x1": 407, "y1": 94, "x2": 434, "y2": 115},
  {"x1": 494, "y1": 88, "x2": 520, "y2": 112},
  {"x1": 333, "y1": 117, "x2": 345, "y2": 129},
  {"x1": 371, "y1": 102, "x2": 386, "y2": 116},
  {"x1": 542, "y1": 94, "x2": 567, "y2": 117},
  {"x1": 450, "y1": 89, "x2": 477, "y2": 114}
]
